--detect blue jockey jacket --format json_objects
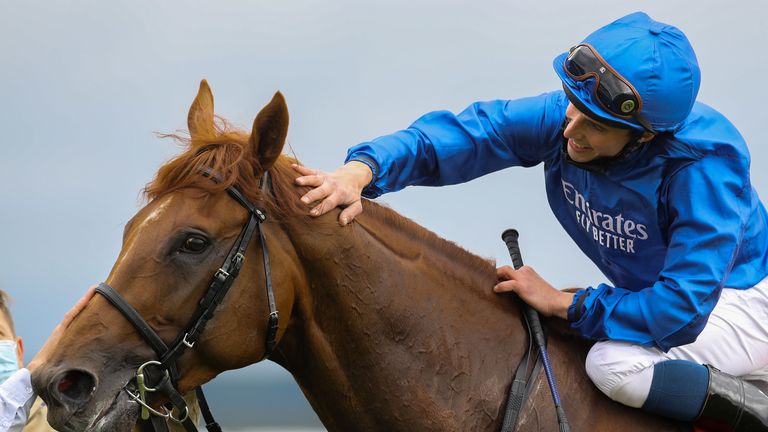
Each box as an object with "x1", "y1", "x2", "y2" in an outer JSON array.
[{"x1": 345, "y1": 90, "x2": 768, "y2": 352}]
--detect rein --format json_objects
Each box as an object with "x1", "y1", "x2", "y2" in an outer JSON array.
[{"x1": 95, "y1": 169, "x2": 278, "y2": 432}]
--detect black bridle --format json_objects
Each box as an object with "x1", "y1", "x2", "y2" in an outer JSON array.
[{"x1": 95, "y1": 169, "x2": 278, "y2": 432}]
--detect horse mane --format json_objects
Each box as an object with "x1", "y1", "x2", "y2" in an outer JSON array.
[
  {"x1": 144, "y1": 116, "x2": 494, "y2": 273},
  {"x1": 361, "y1": 201, "x2": 496, "y2": 272}
]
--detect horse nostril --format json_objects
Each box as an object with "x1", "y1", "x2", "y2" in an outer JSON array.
[
  {"x1": 57, "y1": 375, "x2": 74, "y2": 393},
  {"x1": 55, "y1": 370, "x2": 96, "y2": 403}
]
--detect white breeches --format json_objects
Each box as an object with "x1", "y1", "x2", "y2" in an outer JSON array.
[{"x1": 585, "y1": 276, "x2": 768, "y2": 408}]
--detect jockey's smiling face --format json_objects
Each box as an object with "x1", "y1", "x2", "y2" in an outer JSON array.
[{"x1": 563, "y1": 103, "x2": 641, "y2": 163}]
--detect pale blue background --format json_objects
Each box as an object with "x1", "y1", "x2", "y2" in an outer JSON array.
[{"x1": 1, "y1": 1, "x2": 765, "y2": 428}]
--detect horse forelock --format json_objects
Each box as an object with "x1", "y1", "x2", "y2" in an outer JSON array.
[{"x1": 143, "y1": 116, "x2": 310, "y2": 222}]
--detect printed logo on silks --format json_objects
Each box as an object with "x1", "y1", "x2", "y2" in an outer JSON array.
[{"x1": 561, "y1": 180, "x2": 647, "y2": 253}]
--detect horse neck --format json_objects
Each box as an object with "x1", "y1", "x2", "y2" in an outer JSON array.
[{"x1": 272, "y1": 203, "x2": 527, "y2": 431}]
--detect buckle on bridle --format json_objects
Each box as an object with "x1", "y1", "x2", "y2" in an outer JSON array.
[
  {"x1": 233, "y1": 252, "x2": 245, "y2": 268},
  {"x1": 214, "y1": 268, "x2": 230, "y2": 280},
  {"x1": 255, "y1": 209, "x2": 266, "y2": 222},
  {"x1": 182, "y1": 333, "x2": 195, "y2": 348}
]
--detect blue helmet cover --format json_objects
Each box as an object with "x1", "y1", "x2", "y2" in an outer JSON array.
[{"x1": 553, "y1": 12, "x2": 701, "y2": 132}]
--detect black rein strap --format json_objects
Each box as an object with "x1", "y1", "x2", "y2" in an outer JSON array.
[{"x1": 500, "y1": 308, "x2": 545, "y2": 431}]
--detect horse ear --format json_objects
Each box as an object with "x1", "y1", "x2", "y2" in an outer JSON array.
[
  {"x1": 249, "y1": 91, "x2": 289, "y2": 173},
  {"x1": 188, "y1": 80, "x2": 215, "y2": 139}
]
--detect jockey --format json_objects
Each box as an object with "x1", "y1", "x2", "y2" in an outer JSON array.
[{"x1": 293, "y1": 11, "x2": 768, "y2": 431}]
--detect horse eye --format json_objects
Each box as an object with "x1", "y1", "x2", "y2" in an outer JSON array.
[{"x1": 180, "y1": 235, "x2": 209, "y2": 254}]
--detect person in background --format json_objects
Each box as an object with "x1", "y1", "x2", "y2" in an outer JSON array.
[
  {"x1": 0, "y1": 287, "x2": 95, "y2": 432},
  {"x1": 0, "y1": 287, "x2": 201, "y2": 432},
  {"x1": 293, "y1": 11, "x2": 768, "y2": 431},
  {"x1": 0, "y1": 290, "x2": 56, "y2": 432}
]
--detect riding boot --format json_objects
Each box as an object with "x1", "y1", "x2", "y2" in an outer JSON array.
[{"x1": 695, "y1": 365, "x2": 768, "y2": 432}]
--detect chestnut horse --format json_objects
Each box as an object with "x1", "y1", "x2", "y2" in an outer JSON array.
[{"x1": 32, "y1": 81, "x2": 687, "y2": 431}]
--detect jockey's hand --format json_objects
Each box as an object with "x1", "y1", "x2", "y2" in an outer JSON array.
[
  {"x1": 494, "y1": 266, "x2": 574, "y2": 320},
  {"x1": 293, "y1": 161, "x2": 372, "y2": 226},
  {"x1": 28, "y1": 285, "x2": 97, "y2": 372}
]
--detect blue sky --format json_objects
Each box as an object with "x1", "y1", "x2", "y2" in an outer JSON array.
[{"x1": 1, "y1": 0, "x2": 766, "y2": 386}]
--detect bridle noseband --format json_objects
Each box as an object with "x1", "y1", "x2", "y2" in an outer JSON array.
[{"x1": 95, "y1": 169, "x2": 278, "y2": 432}]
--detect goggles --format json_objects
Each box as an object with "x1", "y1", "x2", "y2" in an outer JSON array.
[{"x1": 564, "y1": 44, "x2": 654, "y2": 132}]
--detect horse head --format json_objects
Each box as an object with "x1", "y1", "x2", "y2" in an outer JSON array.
[{"x1": 32, "y1": 80, "x2": 309, "y2": 431}]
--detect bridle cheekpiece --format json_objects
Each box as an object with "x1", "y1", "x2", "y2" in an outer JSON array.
[{"x1": 95, "y1": 168, "x2": 279, "y2": 432}]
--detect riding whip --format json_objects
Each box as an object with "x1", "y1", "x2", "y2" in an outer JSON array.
[{"x1": 501, "y1": 229, "x2": 570, "y2": 432}]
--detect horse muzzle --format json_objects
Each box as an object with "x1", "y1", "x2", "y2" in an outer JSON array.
[{"x1": 33, "y1": 365, "x2": 139, "y2": 432}]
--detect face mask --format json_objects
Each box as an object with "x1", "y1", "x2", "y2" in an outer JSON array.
[{"x1": 0, "y1": 340, "x2": 19, "y2": 384}]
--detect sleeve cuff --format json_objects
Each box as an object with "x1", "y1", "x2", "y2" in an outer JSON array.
[
  {"x1": 0, "y1": 368, "x2": 35, "y2": 406},
  {"x1": 567, "y1": 289, "x2": 590, "y2": 322},
  {"x1": 345, "y1": 155, "x2": 385, "y2": 199}
]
